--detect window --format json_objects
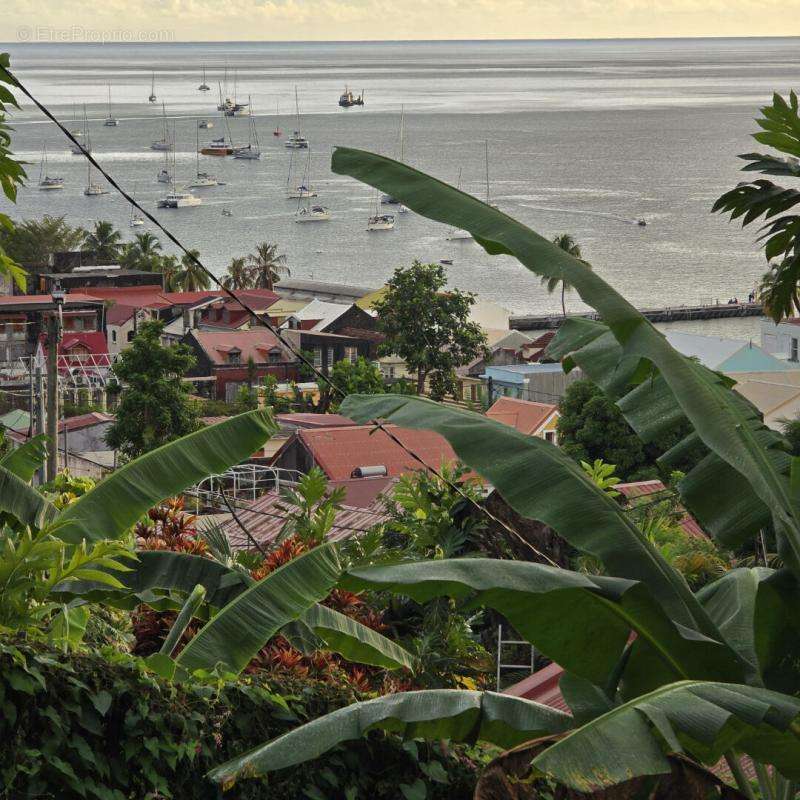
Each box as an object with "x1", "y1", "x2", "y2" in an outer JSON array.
[
  {"x1": 127, "y1": 330, "x2": 135, "y2": 343},
  {"x1": 792, "y1": 338, "x2": 798, "y2": 362},
  {"x1": 327, "y1": 347, "x2": 335, "y2": 370},
  {"x1": 111, "y1": 329, "x2": 117, "y2": 344},
  {"x1": 344, "y1": 346, "x2": 358, "y2": 364},
  {"x1": 268, "y1": 348, "x2": 281, "y2": 364},
  {"x1": 544, "y1": 430, "x2": 557, "y2": 445},
  {"x1": 228, "y1": 349, "x2": 241, "y2": 365},
  {"x1": 313, "y1": 347, "x2": 323, "y2": 368}
]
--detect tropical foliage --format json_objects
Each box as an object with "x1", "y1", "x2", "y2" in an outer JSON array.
[
  {"x1": 540, "y1": 233, "x2": 591, "y2": 316},
  {"x1": 221, "y1": 241, "x2": 289, "y2": 290},
  {"x1": 714, "y1": 91, "x2": 800, "y2": 322},
  {"x1": 0, "y1": 215, "x2": 86, "y2": 271},
  {"x1": 204, "y1": 144, "x2": 800, "y2": 798}
]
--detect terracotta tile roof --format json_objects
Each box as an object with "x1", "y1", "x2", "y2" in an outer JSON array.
[
  {"x1": 297, "y1": 424, "x2": 459, "y2": 481},
  {"x1": 104, "y1": 303, "x2": 137, "y2": 325},
  {"x1": 329, "y1": 476, "x2": 396, "y2": 508},
  {"x1": 221, "y1": 490, "x2": 389, "y2": 550},
  {"x1": 616, "y1": 480, "x2": 705, "y2": 538},
  {"x1": 504, "y1": 661, "x2": 570, "y2": 712},
  {"x1": 191, "y1": 329, "x2": 291, "y2": 365},
  {"x1": 486, "y1": 397, "x2": 558, "y2": 436}
]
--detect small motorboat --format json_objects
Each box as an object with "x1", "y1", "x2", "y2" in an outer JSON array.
[
  {"x1": 200, "y1": 137, "x2": 234, "y2": 156},
  {"x1": 221, "y1": 208, "x2": 232, "y2": 217},
  {"x1": 447, "y1": 229, "x2": 472, "y2": 241},
  {"x1": 338, "y1": 87, "x2": 364, "y2": 108},
  {"x1": 637, "y1": 218, "x2": 647, "y2": 227},
  {"x1": 198, "y1": 120, "x2": 214, "y2": 129},
  {"x1": 157, "y1": 169, "x2": 172, "y2": 184},
  {"x1": 287, "y1": 184, "x2": 317, "y2": 199},
  {"x1": 439, "y1": 259, "x2": 453, "y2": 265}
]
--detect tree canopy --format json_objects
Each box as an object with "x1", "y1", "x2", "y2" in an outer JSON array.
[
  {"x1": 374, "y1": 261, "x2": 487, "y2": 394},
  {"x1": 105, "y1": 320, "x2": 200, "y2": 459}
]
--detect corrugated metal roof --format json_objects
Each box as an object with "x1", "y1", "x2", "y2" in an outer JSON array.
[
  {"x1": 222, "y1": 490, "x2": 389, "y2": 550},
  {"x1": 617, "y1": 480, "x2": 705, "y2": 538},
  {"x1": 486, "y1": 397, "x2": 558, "y2": 435}
]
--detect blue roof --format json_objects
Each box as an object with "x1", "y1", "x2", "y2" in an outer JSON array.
[{"x1": 481, "y1": 363, "x2": 565, "y2": 384}]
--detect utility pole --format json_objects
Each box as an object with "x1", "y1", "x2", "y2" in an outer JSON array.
[
  {"x1": 45, "y1": 314, "x2": 60, "y2": 482},
  {"x1": 45, "y1": 281, "x2": 65, "y2": 483},
  {"x1": 34, "y1": 361, "x2": 45, "y2": 486}
]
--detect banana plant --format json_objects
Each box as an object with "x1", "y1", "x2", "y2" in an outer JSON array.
[{"x1": 206, "y1": 149, "x2": 800, "y2": 797}]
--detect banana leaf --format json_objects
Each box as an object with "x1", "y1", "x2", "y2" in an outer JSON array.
[
  {"x1": 176, "y1": 543, "x2": 343, "y2": 674},
  {"x1": 208, "y1": 690, "x2": 573, "y2": 789},
  {"x1": 55, "y1": 410, "x2": 277, "y2": 543},
  {"x1": 698, "y1": 567, "x2": 800, "y2": 694},
  {"x1": 301, "y1": 604, "x2": 416, "y2": 671},
  {"x1": 340, "y1": 393, "x2": 719, "y2": 640},
  {"x1": 0, "y1": 465, "x2": 57, "y2": 530},
  {"x1": 547, "y1": 317, "x2": 780, "y2": 547},
  {"x1": 342, "y1": 558, "x2": 744, "y2": 689},
  {"x1": 331, "y1": 147, "x2": 800, "y2": 575},
  {"x1": 531, "y1": 680, "x2": 800, "y2": 791},
  {"x1": 0, "y1": 434, "x2": 48, "y2": 482}
]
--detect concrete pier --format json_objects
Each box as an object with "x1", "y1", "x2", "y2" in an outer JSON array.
[{"x1": 510, "y1": 302, "x2": 763, "y2": 331}]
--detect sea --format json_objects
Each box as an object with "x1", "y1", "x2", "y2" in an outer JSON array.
[{"x1": 2, "y1": 37, "x2": 799, "y2": 339}]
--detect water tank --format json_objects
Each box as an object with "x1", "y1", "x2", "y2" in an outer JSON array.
[{"x1": 351, "y1": 465, "x2": 388, "y2": 478}]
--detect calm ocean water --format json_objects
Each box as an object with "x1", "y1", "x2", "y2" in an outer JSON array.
[{"x1": 2, "y1": 38, "x2": 799, "y2": 336}]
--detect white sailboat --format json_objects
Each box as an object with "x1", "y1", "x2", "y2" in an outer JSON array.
[
  {"x1": 273, "y1": 100, "x2": 282, "y2": 137},
  {"x1": 367, "y1": 188, "x2": 395, "y2": 231},
  {"x1": 295, "y1": 150, "x2": 329, "y2": 222},
  {"x1": 83, "y1": 130, "x2": 107, "y2": 196},
  {"x1": 104, "y1": 83, "x2": 119, "y2": 127},
  {"x1": 198, "y1": 66, "x2": 210, "y2": 92},
  {"x1": 156, "y1": 122, "x2": 172, "y2": 183},
  {"x1": 148, "y1": 72, "x2": 157, "y2": 103},
  {"x1": 285, "y1": 87, "x2": 309, "y2": 149},
  {"x1": 484, "y1": 140, "x2": 498, "y2": 209},
  {"x1": 151, "y1": 102, "x2": 173, "y2": 151},
  {"x1": 70, "y1": 105, "x2": 91, "y2": 154},
  {"x1": 70, "y1": 104, "x2": 83, "y2": 138},
  {"x1": 233, "y1": 98, "x2": 261, "y2": 159},
  {"x1": 286, "y1": 147, "x2": 317, "y2": 199},
  {"x1": 129, "y1": 184, "x2": 145, "y2": 226},
  {"x1": 158, "y1": 142, "x2": 202, "y2": 208},
  {"x1": 447, "y1": 168, "x2": 472, "y2": 241},
  {"x1": 38, "y1": 144, "x2": 64, "y2": 190},
  {"x1": 189, "y1": 127, "x2": 219, "y2": 187},
  {"x1": 382, "y1": 105, "x2": 405, "y2": 205}
]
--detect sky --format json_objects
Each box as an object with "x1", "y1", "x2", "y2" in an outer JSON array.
[{"x1": 4, "y1": 0, "x2": 799, "y2": 42}]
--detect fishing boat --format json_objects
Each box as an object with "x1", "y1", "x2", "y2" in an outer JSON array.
[
  {"x1": 339, "y1": 87, "x2": 364, "y2": 107},
  {"x1": 83, "y1": 130, "x2": 107, "y2": 195},
  {"x1": 71, "y1": 105, "x2": 91, "y2": 154},
  {"x1": 382, "y1": 106, "x2": 405, "y2": 205},
  {"x1": 295, "y1": 204, "x2": 330, "y2": 223},
  {"x1": 189, "y1": 128, "x2": 220, "y2": 186},
  {"x1": 273, "y1": 100, "x2": 282, "y2": 137},
  {"x1": 286, "y1": 148, "x2": 317, "y2": 198},
  {"x1": 198, "y1": 119, "x2": 214, "y2": 129},
  {"x1": 233, "y1": 100, "x2": 261, "y2": 159},
  {"x1": 198, "y1": 66, "x2": 210, "y2": 92},
  {"x1": 148, "y1": 72, "x2": 157, "y2": 103},
  {"x1": 38, "y1": 145, "x2": 64, "y2": 190},
  {"x1": 104, "y1": 84, "x2": 119, "y2": 127},
  {"x1": 367, "y1": 189, "x2": 394, "y2": 230},
  {"x1": 285, "y1": 88, "x2": 309, "y2": 149},
  {"x1": 151, "y1": 103, "x2": 173, "y2": 151}
]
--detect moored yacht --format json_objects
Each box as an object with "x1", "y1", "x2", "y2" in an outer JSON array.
[
  {"x1": 157, "y1": 168, "x2": 171, "y2": 183},
  {"x1": 233, "y1": 104, "x2": 261, "y2": 159},
  {"x1": 198, "y1": 66, "x2": 210, "y2": 92},
  {"x1": 148, "y1": 72, "x2": 157, "y2": 103},
  {"x1": 339, "y1": 87, "x2": 364, "y2": 107},
  {"x1": 151, "y1": 103, "x2": 173, "y2": 151},
  {"x1": 198, "y1": 120, "x2": 214, "y2": 129},
  {"x1": 285, "y1": 130, "x2": 309, "y2": 149},
  {"x1": 157, "y1": 191, "x2": 202, "y2": 208},
  {"x1": 200, "y1": 137, "x2": 234, "y2": 156},
  {"x1": 38, "y1": 145, "x2": 64, "y2": 190},
  {"x1": 104, "y1": 84, "x2": 119, "y2": 127},
  {"x1": 295, "y1": 204, "x2": 330, "y2": 223},
  {"x1": 367, "y1": 213, "x2": 395, "y2": 231}
]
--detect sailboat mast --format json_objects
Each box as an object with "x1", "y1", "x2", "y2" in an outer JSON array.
[
  {"x1": 399, "y1": 105, "x2": 405, "y2": 163},
  {"x1": 485, "y1": 140, "x2": 490, "y2": 204},
  {"x1": 295, "y1": 86, "x2": 301, "y2": 134}
]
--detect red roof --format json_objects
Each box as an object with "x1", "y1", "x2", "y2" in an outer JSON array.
[
  {"x1": 191, "y1": 329, "x2": 290, "y2": 365},
  {"x1": 329, "y1": 476, "x2": 396, "y2": 507},
  {"x1": 276, "y1": 413, "x2": 357, "y2": 429},
  {"x1": 59, "y1": 411, "x2": 114, "y2": 432},
  {"x1": 504, "y1": 661, "x2": 569, "y2": 711},
  {"x1": 0, "y1": 293, "x2": 103, "y2": 307},
  {"x1": 59, "y1": 331, "x2": 108, "y2": 357},
  {"x1": 486, "y1": 397, "x2": 558, "y2": 436},
  {"x1": 296, "y1": 424, "x2": 459, "y2": 481},
  {"x1": 105, "y1": 303, "x2": 137, "y2": 325},
  {"x1": 616, "y1": 480, "x2": 705, "y2": 538}
]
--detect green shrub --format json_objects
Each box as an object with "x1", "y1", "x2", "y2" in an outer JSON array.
[{"x1": 1, "y1": 638, "x2": 480, "y2": 799}]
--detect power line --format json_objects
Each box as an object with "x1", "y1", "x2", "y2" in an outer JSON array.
[{"x1": 1, "y1": 64, "x2": 557, "y2": 568}]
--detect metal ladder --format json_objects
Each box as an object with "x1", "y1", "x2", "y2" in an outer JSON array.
[{"x1": 495, "y1": 624, "x2": 535, "y2": 691}]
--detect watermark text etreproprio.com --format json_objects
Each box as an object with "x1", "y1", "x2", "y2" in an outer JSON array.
[{"x1": 17, "y1": 26, "x2": 175, "y2": 43}]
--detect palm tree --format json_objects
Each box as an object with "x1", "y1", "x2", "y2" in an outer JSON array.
[
  {"x1": 222, "y1": 256, "x2": 255, "y2": 291},
  {"x1": 82, "y1": 220, "x2": 122, "y2": 265},
  {"x1": 175, "y1": 249, "x2": 211, "y2": 292},
  {"x1": 160, "y1": 255, "x2": 181, "y2": 292},
  {"x1": 540, "y1": 234, "x2": 591, "y2": 316},
  {"x1": 120, "y1": 233, "x2": 163, "y2": 273},
  {"x1": 247, "y1": 242, "x2": 289, "y2": 291},
  {"x1": 0, "y1": 215, "x2": 86, "y2": 267},
  {"x1": 133, "y1": 232, "x2": 161, "y2": 257}
]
